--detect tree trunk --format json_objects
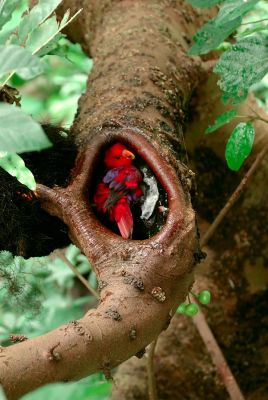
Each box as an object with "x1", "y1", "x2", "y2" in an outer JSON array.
[
  {"x1": 110, "y1": 56, "x2": 268, "y2": 400},
  {"x1": 0, "y1": 1, "x2": 212, "y2": 398}
]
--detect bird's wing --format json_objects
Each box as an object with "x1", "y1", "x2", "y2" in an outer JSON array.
[{"x1": 103, "y1": 166, "x2": 142, "y2": 209}]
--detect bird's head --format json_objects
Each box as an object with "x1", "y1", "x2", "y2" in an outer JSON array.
[{"x1": 104, "y1": 143, "x2": 135, "y2": 168}]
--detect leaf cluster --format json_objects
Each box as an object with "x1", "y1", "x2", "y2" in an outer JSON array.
[
  {"x1": 187, "y1": 0, "x2": 268, "y2": 170},
  {"x1": 0, "y1": 246, "x2": 110, "y2": 399},
  {"x1": 0, "y1": 0, "x2": 82, "y2": 188},
  {"x1": 0, "y1": 246, "x2": 95, "y2": 341}
]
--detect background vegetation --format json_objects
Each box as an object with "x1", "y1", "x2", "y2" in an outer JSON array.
[{"x1": 0, "y1": 0, "x2": 267, "y2": 398}]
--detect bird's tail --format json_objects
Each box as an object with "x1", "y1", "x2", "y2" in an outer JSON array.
[{"x1": 113, "y1": 197, "x2": 133, "y2": 239}]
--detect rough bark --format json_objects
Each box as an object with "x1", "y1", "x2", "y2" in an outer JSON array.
[
  {"x1": 110, "y1": 69, "x2": 268, "y2": 399},
  {"x1": 0, "y1": 1, "x2": 212, "y2": 398}
]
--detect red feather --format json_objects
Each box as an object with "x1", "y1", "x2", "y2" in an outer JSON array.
[
  {"x1": 94, "y1": 143, "x2": 143, "y2": 239},
  {"x1": 112, "y1": 197, "x2": 133, "y2": 239}
]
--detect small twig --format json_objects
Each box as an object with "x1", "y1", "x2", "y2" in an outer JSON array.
[
  {"x1": 200, "y1": 143, "x2": 268, "y2": 248},
  {"x1": 193, "y1": 143, "x2": 268, "y2": 400},
  {"x1": 0, "y1": 71, "x2": 14, "y2": 92},
  {"x1": 147, "y1": 339, "x2": 158, "y2": 400},
  {"x1": 192, "y1": 309, "x2": 245, "y2": 400},
  {"x1": 55, "y1": 249, "x2": 100, "y2": 299},
  {"x1": 248, "y1": 106, "x2": 268, "y2": 124},
  {"x1": 240, "y1": 17, "x2": 268, "y2": 26}
]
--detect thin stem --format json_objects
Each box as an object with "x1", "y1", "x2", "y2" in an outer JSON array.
[
  {"x1": 234, "y1": 115, "x2": 268, "y2": 124},
  {"x1": 192, "y1": 307, "x2": 245, "y2": 400},
  {"x1": 256, "y1": 116, "x2": 268, "y2": 124},
  {"x1": 248, "y1": 106, "x2": 268, "y2": 124},
  {"x1": 147, "y1": 339, "x2": 158, "y2": 400},
  {"x1": 200, "y1": 143, "x2": 268, "y2": 248},
  {"x1": 0, "y1": 71, "x2": 15, "y2": 92},
  {"x1": 241, "y1": 18, "x2": 268, "y2": 26},
  {"x1": 55, "y1": 249, "x2": 100, "y2": 299}
]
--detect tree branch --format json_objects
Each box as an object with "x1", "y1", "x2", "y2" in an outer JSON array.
[
  {"x1": 0, "y1": 1, "x2": 205, "y2": 398},
  {"x1": 54, "y1": 249, "x2": 100, "y2": 299},
  {"x1": 192, "y1": 310, "x2": 245, "y2": 400}
]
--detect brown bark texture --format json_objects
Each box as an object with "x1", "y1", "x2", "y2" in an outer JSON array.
[
  {"x1": 0, "y1": 1, "x2": 214, "y2": 398},
  {"x1": 110, "y1": 50, "x2": 268, "y2": 400}
]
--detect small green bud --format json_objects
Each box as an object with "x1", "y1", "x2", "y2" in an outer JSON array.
[
  {"x1": 198, "y1": 290, "x2": 211, "y2": 305},
  {"x1": 176, "y1": 303, "x2": 187, "y2": 314},
  {"x1": 184, "y1": 303, "x2": 199, "y2": 317}
]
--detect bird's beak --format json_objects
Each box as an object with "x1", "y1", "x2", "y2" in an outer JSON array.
[{"x1": 122, "y1": 149, "x2": 135, "y2": 160}]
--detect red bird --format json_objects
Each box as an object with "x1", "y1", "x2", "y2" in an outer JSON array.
[{"x1": 94, "y1": 143, "x2": 143, "y2": 239}]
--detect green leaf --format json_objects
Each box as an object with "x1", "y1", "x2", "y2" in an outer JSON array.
[
  {"x1": 0, "y1": 1, "x2": 27, "y2": 45},
  {"x1": 225, "y1": 122, "x2": 255, "y2": 170},
  {"x1": 0, "y1": 250, "x2": 14, "y2": 265},
  {"x1": 205, "y1": 109, "x2": 237, "y2": 133},
  {"x1": 216, "y1": 0, "x2": 259, "y2": 25},
  {"x1": 214, "y1": 35, "x2": 268, "y2": 103},
  {"x1": 25, "y1": 8, "x2": 81, "y2": 56},
  {"x1": 25, "y1": 14, "x2": 59, "y2": 53},
  {"x1": 188, "y1": 0, "x2": 259, "y2": 55},
  {"x1": 188, "y1": 17, "x2": 241, "y2": 55},
  {"x1": 21, "y1": 378, "x2": 111, "y2": 400},
  {"x1": 0, "y1": 0, "x2": 22, "y2": 30},
  {"x1": 34, "y1": 32, "x2": 64, "y2": 57},
  {"x1": 0, "y1": 45, "x2": 43, "y2": 79},
  {"x1": 186, "y1": 0, "x2": 226, "y2": 7},
  {"x1": 0, "y1": 29, "x2": 14, "y2": 45},
  {"x1": 0, "y1": 103, "x2": 52, "y2": 153},
  {"x1": 18, "y1": 0, "x2": 63, "y2": 43},
  {"x1": 0, "y1": 153, "x2": 36, "y2": 190}
]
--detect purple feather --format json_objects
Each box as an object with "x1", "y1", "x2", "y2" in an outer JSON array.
[{"x1": 103, "y1": 168, "x2": 120, "y2": 184}]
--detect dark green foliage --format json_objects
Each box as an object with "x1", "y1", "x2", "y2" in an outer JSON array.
[
  {"x1": 188, "y1": 17, "x2": 241, "y2": 55},
  {"x1": 0, "y1": 251, "x2": 44, "y2": 318},
  {"x1": 0, "y1": 246, "x2": 94, "y2": 341},
  {"x1": 216, "y1": 0, "x2": 259, "y2": 24},
  {"x1": 188, "y1": 0, "x2": 259, "y2": 55},
  {"x1": 214, "y1": 35, "x2": 268, "y2": 104},
  {"x1": 189, "y1": 0, "x2": 267, "y2": 170},
  {"x1": 0, "y1": 247, "x2": 110, "y2": 399}
]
